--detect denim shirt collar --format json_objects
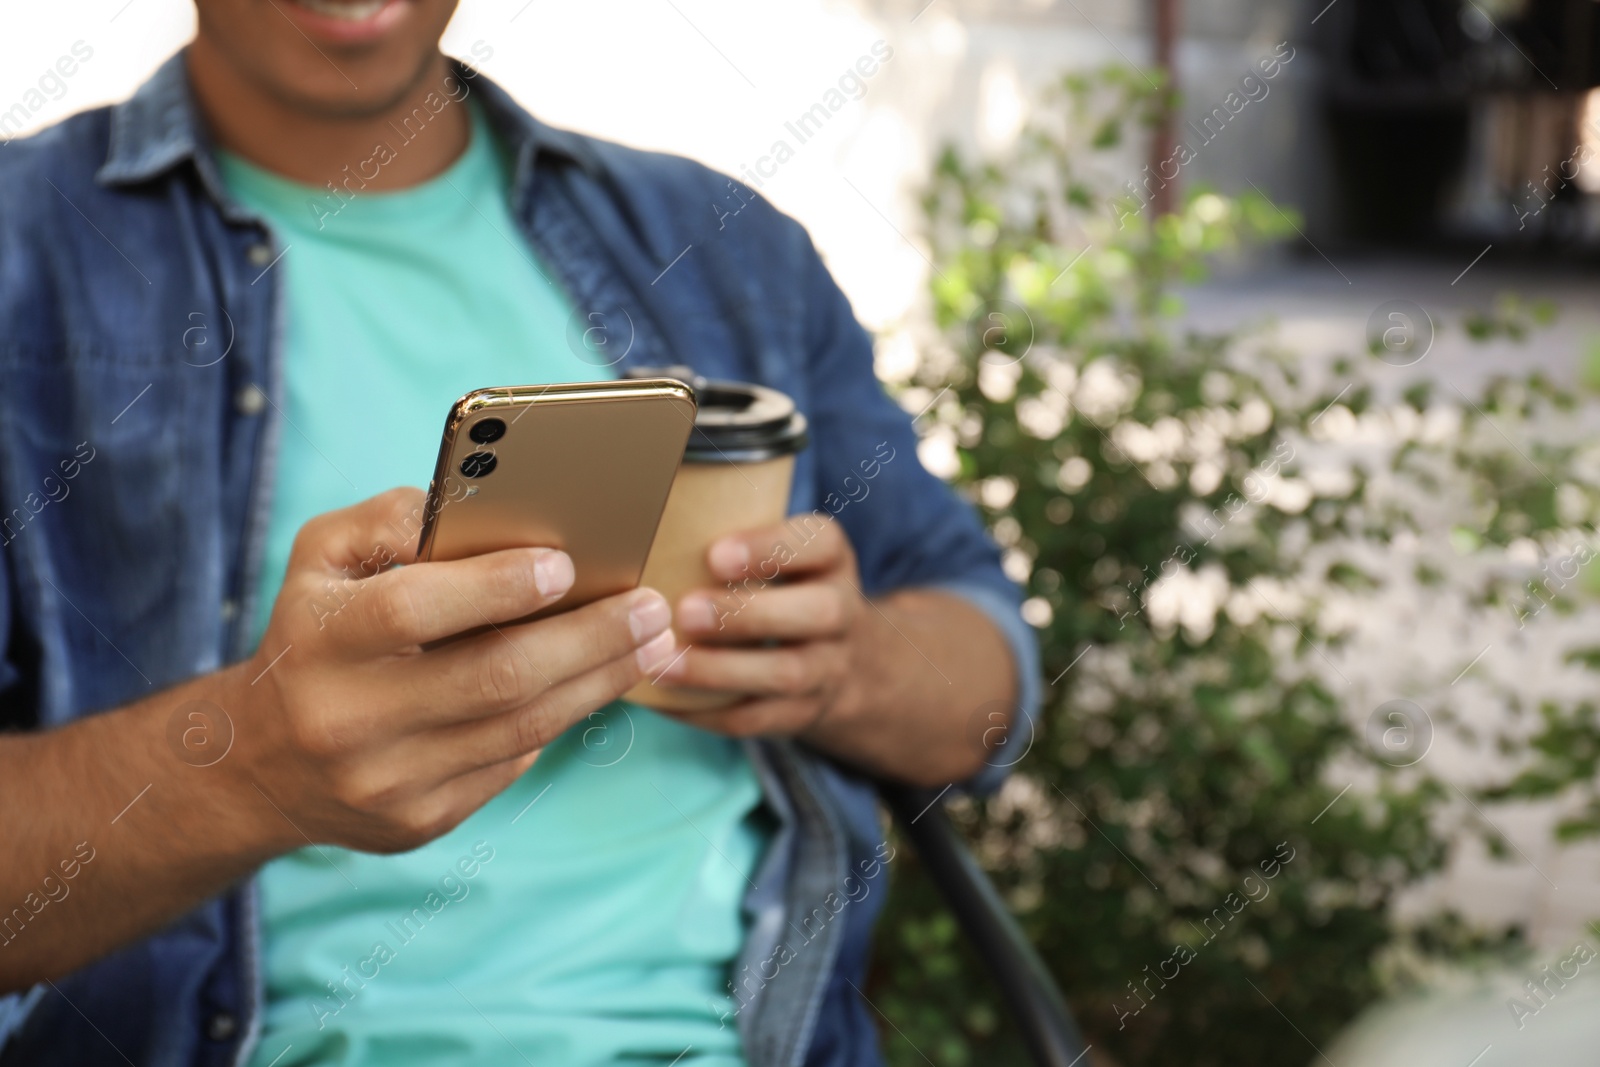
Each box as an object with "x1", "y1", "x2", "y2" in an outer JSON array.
[{"x1": 95, "y1": 49, "x2": 601, "y2": 209}]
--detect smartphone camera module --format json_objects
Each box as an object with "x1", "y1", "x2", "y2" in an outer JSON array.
[
  {"x1": 469, "y1": 418, "x2": 506, "y2": 444},
  {"x1": 460, "y1": 451, "x2": 498, "y2": 478}
]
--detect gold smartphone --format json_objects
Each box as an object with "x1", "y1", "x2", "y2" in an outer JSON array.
[{"x1": 416, "y1": 379, "x2": 697, "y2": 621}]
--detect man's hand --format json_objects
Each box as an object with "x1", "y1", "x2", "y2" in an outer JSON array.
[
  {"x1": 655, "y1": 517, "x2": 865, "y2": 739},
  {"x1": 234, "y1": 487, "x2": 679, "y2": 854},
  {"x1": 0, "y1": 487, "x2": 680, "y2": 992},
  {"x1": 654, "y1": 513, "x2": 1019, "y2": 787}
]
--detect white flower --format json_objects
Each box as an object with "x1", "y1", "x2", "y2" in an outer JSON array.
[
  {"x1": 1225, "y1": 589, "x2": 1262, "y2": 627},
  {"x1": 1184, "y1": 411, "x2": 1226, "y2": 460},
  {"x1": 1506, "y1": 538, "x2": 1540, "y2": 565},
  {"x1": 1267, "y1": 478, "x2": 1313, "y2": 514},
  {"x1": 1003, "y1": 548, "x2": 1033, "y2": 583},
  {"x1": 1312, "y1": 405, "x2": 1357, "y2": 442},
  {"x1": 1190, "y1": 460, "x2": 1224, "y2": 495},
  {"x1": 981, "y1": 475, "x2": 1018, "y2": 509},
  {"x1": 1570, "y1": 444, "x2": 1600, "y2": 487},
  {"x1": 1193, "y1": 193, "x2": 1229, "y2": 223},
  {"x1": 1386, "y1": 404, "x2": 1420, "y2": 442},
  {"x1": 875, "y1": 332, "x2": 920, "y2": 385},
  {"x1": 898, "y1": 386, "x2": 933, "y2": 418},
  {"x1": 1018, "y1": 393, "x2": 1069, "y2": 439},
  {"x1": 1075, "y1": 359, "x2": 1140, "y2": 424},
  {"x1": 1419, "y1": 406, "x2": 1462, "y2": 445},
  {"x1": 1146, "y1": 564, "x2": 1231, "y2": 643},
  {"x1": 1112, "y1": 420, "x2": 1161, "y2": 463},
  {"x1": 1306, "y1": 466, "x2": 1355, "y2": 499},
  {"x1": 1237, "y1": 397, "x2": 1273, "y2": 436},
  {"x1": 917, "y1": 426, "x2": 961, "y2": 481},
  {"x1": 1201, "y1": 371, "x2": 1234, "y2": 405},
  {"x1": 1557, "y1": 483, "x2": 1590, "y2": 525},
  {"x1": 979, "y1": 359, "x2": 1022, "y2": 402},
  {"x1": 1153, "y1": 416, "x2": 1187, "y2": 456},
  {"x1": 1057, "y1": 456, "x2": 1094, "y2": 492},
  {"x1": 1022, "y1": 597, "x2": 1054, "y2": 627},
  {"x1": 1045, "y1": 359, "x2": 1078, "y2": 397}
]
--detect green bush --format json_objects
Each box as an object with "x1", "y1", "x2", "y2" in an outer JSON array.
[{"x1": 868, "y1": 68, "x2": 1596, "y2": 1067}]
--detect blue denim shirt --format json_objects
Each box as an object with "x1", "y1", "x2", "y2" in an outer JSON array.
[{"x1": 0, "y1": 53, "x2": 1039, "y2": 1067}]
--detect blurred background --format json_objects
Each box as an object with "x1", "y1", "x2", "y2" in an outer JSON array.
[{"x1": 11, "y1": 1, "x2": 1600, "y2": 1064}]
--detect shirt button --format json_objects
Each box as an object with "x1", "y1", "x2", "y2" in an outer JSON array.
[
  {"x1": 206, "y1": 1012, "x2": 237, "y2": 1041},
  {"x1": 247, "y1": 243, "x2": 273, "y2": 267},
  {"x1": 220, "y1": 598, "x2": 239, "y2": 622},
  {"x1": 235, "y1": 384, "x2": 267, "y2": 416}
]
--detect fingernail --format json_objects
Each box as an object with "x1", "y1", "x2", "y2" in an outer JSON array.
[
  {"x1": 677, "y1": 595, "x2": 717, "y2": 634},
  {"x1": 709, "y1": 538, "x2": 749, "y2": 577},
  {"x1": 635, "y1": 630, "x2": 677, "y2": 673},
  {"x1": 628, "y1": 588, "x2": 672, "y2": 644},
  {"x1": 533, "y1": 551, "x2": 575, "y2": 598}
]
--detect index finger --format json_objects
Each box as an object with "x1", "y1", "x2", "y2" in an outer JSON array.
[
  {"x1": 706, "y1": 513, "x2": 847, "y2": 583},
  {"x1": 330, "y1": 546, "x2": 575, "y2": 656},
  {"x1": 287, "y1": 487, "x2": 429, "y2": 577}
]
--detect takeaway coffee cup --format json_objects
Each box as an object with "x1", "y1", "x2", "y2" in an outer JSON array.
[{"x1": 623, "y1": 368, "x2": 810, "y2": 712}]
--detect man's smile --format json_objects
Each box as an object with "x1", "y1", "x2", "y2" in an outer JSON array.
[{"x1": 279, "y1": 0, "x2": 413, "y2": 46}]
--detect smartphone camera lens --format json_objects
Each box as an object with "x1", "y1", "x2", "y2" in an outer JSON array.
[
  {"x1": 469, "y1": 418, "x2": 506, "y2": 444},
  {"x1": 460, "y1": 451, "x2": 498, "y2": 478}
]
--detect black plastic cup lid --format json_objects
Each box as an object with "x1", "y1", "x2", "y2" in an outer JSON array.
[{"x1": 626, "y1": 366, "x2": 809, "y2": 463}]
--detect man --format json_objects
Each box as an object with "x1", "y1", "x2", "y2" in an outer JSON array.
[{"x1": 0, "y1": 1, "x2": 1038, "y2": 1064}]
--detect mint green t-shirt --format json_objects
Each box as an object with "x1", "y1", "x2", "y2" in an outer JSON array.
[{"x1": 220, "y1": 105, "x2": 766, "y2": 1067}]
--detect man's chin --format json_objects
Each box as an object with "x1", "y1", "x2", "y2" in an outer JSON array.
[
  {"x1": 190, "y1": 0, "x2": 456, "y2": 123},
  {"x1": 250, "y1": 46, "x2": 447, "y2": 123},
  {"x1": 263, "y1": 81, "x2": 426, "y2": 122}
]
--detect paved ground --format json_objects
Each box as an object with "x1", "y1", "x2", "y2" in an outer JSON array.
[{"x1": 1178, "y1": 250, "x2": 1600, "y2": 395}]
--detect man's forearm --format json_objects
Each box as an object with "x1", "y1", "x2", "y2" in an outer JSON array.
[
  {"x1": 0, "y1": 664, "x2": 285, "y2": 994},
  {"x1": 802, "y1": 589, "x2": 1020, "y2": 787}
]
